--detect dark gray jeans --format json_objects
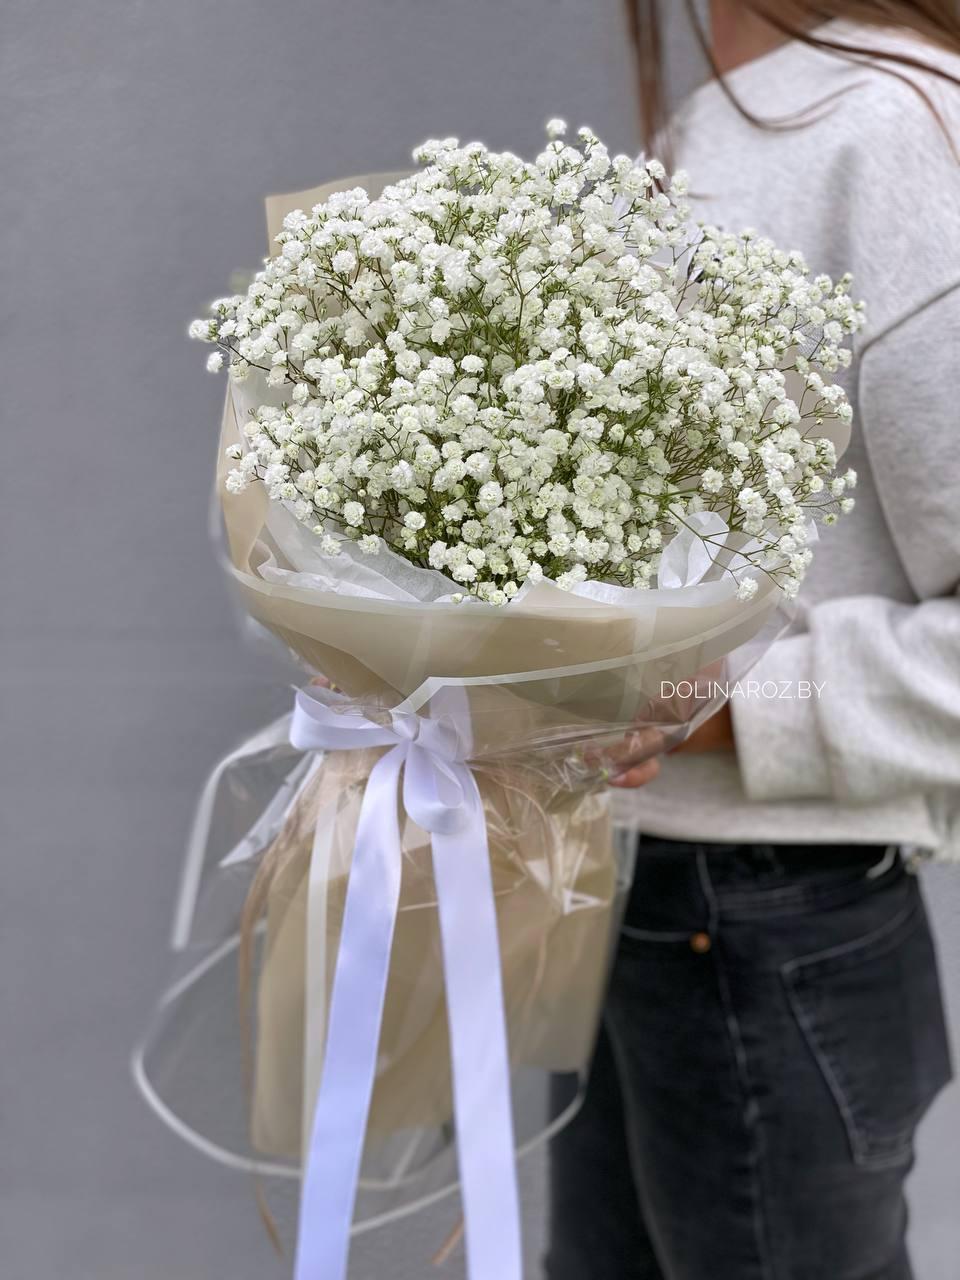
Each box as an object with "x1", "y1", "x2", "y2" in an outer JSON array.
[{"x1": 545, "y1": 837, "x2": 953, "y2": 1280}]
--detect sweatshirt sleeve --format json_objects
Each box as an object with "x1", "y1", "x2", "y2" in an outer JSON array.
[{"x1": 732, "y1": 284, "x2": 960, "y2": 804}]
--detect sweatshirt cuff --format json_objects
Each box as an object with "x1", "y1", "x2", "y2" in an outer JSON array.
[{"x1": 730, "y1": 635, "x2": 834, "y2": 802}]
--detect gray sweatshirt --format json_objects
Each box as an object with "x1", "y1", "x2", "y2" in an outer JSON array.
[{"x1": 618, "y1": 23, "x2": 960, "y2": 857}]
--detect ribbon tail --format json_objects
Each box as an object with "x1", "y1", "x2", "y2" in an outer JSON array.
[
  {"x1": 301, "y1": 789, "x2": 342, "y2": 1160},
  {"x1": 431, "y1": 769, "x2": 523, "y2": 1280},
  {"x1": 294, "y1": 746, "x2": 405, "y2": 1280}
]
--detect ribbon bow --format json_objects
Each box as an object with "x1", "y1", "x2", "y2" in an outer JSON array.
[{"x1": 290, "y1": 686, "x2": 522, "y2": 1280}]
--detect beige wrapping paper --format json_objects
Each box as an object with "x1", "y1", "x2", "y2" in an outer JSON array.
[{"x1": 214, "y1": 171, "x2": 788, "y2": 1180}]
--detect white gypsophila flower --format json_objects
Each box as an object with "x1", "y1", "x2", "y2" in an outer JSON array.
[{"x1": 193, "y1": 122, "x2": 863, "y2": 602}]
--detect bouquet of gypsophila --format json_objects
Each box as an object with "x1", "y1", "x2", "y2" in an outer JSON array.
[
  {"x1": 147, "y1": 124, "x2": 863, "y2": 1280},
  {"x1": 191, "y1": 119, "x2": 861, "y2": 606}
]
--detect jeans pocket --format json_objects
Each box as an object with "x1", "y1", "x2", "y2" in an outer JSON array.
[{"x1": 782, "y1": 888, "x2": 953, "y2": 1169}]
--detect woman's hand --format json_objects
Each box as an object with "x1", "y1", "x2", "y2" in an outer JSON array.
[
  {"x1": 604, "y1": 727, "x2": 665, "y2": 790},
  {"x1": 603, "y1": 701, "x2": 736, "y2": 789},
  {"x1": 671, "y1": 704, "x2": 735, "y2": 755}
]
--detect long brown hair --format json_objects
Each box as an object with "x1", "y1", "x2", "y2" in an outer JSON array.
[{"x1": 624, "y1": 1, "x2": 960, "y2": 158}]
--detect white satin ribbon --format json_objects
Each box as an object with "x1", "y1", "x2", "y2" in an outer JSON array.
[{"x1": 289, "y1": 686, "x2": 522, "y2": 1280}]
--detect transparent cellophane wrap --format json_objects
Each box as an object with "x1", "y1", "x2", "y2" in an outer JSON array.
[{"x1": 135, "y1": 173, "x2": 817, "y2": 1239}]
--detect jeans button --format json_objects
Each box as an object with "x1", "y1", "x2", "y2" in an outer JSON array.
[{"x1": 689, "y1": 931, "x2": 712, "y2": 954}]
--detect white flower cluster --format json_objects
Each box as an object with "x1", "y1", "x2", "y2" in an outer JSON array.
[{"x1": 192, "y1": 122, "x2": 863, "y2": 604}]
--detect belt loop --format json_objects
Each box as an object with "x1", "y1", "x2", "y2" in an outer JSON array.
[{"x1": 866, "y1": 844, "x2": 899, "y2": 880}]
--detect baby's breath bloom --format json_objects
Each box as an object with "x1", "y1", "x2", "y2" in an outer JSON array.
[{"x1": 194, "y1": 123, "x2": 862, "y2": 601}]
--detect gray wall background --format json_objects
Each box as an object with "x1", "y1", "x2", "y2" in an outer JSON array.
[{"x1": 2, "y1": 2, "x2": 958, "y2": 1277}]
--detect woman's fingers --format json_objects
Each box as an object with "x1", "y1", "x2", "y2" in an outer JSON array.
[
  {"x1": 609, "y1": 756, "x2": 661, "y2": 789},
  {"x1": 601, "y1": 726, "x2": 664, "y2": 772},
  {"x1": 588, "y1": 726, "x2": 665, "y2": 789}
]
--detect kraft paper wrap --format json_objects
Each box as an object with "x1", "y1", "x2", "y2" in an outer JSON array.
[{"x1": 217, "y1": 172, "x2": 788, "y2": 1169}]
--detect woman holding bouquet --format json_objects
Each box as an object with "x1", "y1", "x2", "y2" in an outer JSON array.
[{"x1": 547, "y1": 3, "x2": 960, "y2": 1277}]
